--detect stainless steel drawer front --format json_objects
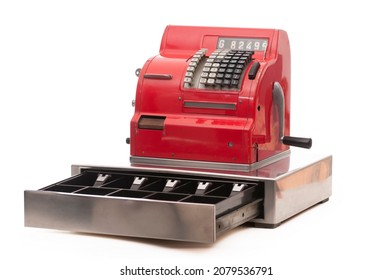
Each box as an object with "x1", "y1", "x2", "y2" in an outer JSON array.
[{"x1": 25, "y1": 169, "x2": 263, "y2": 243}]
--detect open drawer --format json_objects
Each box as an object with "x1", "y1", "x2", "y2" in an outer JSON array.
[{"x1": 25, "y1": 166, "x2": 264, "y2": 243}]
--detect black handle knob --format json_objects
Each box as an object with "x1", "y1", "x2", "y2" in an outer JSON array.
[
  {"x1": 248, "y1": 62, "x2": 260, "y2": 80},
  {"x1": 125, "y1": 137, "x2": 130, "y2": 144},
  {"x1": 282, "y1": 136, "x2": 312, "y2": 149}
]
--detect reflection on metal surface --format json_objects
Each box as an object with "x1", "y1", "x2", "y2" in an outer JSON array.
[
  {"x1": 25, "y1": 191, "x2": 216, "y2": 243},
  {"x1": 252, "y1": 155, "x2": 332, "y2": 227},
  {"x1": 277, "y1": 156, "x2": 332, "y2": 190}
]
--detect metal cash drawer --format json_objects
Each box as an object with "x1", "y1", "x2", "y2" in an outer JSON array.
[{"x1": 25, "y1": 166, "x2": 264, "y2": 243}]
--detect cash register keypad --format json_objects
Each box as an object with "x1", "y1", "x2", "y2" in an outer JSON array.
[{"x1": 183, "y1": 49, "x2": 254, "y2": 90}]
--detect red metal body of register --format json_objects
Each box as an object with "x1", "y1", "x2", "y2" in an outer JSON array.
[{"x1": 130, "y1": 25, "x2": 305, "y2": 168}]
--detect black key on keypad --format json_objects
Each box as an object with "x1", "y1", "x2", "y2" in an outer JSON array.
[
  {"x1": 239, "y1": 57, "x2": 248, "y2": 63},
  {"x1": 231, "y1": 79, "x2": 239, "y2": 86},
  {"x1": 223, "y1": 79, "x2": 231, "y2": 85},
  {"x1": 215, "y1": 79, "x2": 223, "y2": 85}
]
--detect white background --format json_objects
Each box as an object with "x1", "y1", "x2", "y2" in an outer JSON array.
[{"x1": 1, "y1": 0, "x2": 391, "y2": 279}]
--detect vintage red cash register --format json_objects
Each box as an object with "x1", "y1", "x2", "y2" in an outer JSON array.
[
  {"x1": 24, "y1": 26, "x2": 332, "y2": 243},
  {"x1": 131, "y1": 25, "x2": 312, "y2": 169}
]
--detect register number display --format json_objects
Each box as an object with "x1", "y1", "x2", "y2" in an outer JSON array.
[{"x1": 217, "y1": 37, "x2": 268, "y2": 51}]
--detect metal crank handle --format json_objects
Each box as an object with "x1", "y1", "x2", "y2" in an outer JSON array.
[{"x1": 273, "y1": 82, "x2": 312, "y2": 149}]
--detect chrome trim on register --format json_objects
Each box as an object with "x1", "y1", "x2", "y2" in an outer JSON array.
[
  {"x1": 130, "y1": 150, "x2": 290, "y2": 172},
  {"x1": 184, "y1": 101, "x2": 236, "y2": 110},
  {"x1": 143, "y1": 74, "x2": 173, "y2": 80}
]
